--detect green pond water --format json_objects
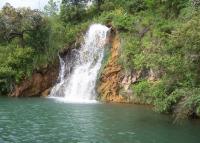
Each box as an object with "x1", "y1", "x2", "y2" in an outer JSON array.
[{"x1": 0, "y1": 97, "x2": 199, "y2": 143}]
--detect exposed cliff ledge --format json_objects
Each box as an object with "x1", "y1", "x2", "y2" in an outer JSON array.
[
  {"x1": 10, "y1": 62, "x2": 59, "y2": 97},
  {"x1": 97, "y1": 29, "x2": 125, "y2": 102}
]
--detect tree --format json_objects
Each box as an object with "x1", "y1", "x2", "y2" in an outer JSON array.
[
  {"x1": 161, "y1": 0, "x2": 189, "y2": 17},
  {"x1": 62, "y1": 0, "x2": 88, "y2": 6},
  {"x1": 60, "y1": 0, "x2": 89, "y2": 23},
  {"x1": 44, "y1": 0, "x2": 59, "y2": 16},
  {"x1": 0, "y1": 3, "x2": 47, "y2": 48},
  {"x1": 127, "y1": 0, "x2": 147, "y2": 14},
  {"x1": 95, "y1": 0, "x2": 104, "y2": 11}
]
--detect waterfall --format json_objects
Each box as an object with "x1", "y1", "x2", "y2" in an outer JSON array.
[{"x1": 49, "y1": 24, "x2": 109, "y2": 103}]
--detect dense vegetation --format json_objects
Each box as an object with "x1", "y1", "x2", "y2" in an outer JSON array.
[{"x1": 0, "y1": 0, "x2": 200, "y2": 119}]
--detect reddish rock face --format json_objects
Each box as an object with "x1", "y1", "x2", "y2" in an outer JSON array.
[
  {"x1": 10, "y1": 62, "x2": 59, "y2": 97},
  {"x1": 97, "y1": 30, "x2": 125, "y2": 103}
]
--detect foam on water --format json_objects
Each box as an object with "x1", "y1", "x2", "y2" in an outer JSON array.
[{"x1": 48, "y1": 96, "x2": 98, "y2": 104}]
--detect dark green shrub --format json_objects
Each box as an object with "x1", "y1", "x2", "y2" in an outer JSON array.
[{"x1": 127, "y1": 0, "x2": 147, "y2": 14}]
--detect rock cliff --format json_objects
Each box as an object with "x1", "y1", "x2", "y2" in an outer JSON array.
[
  {"x1": 97, "y1": 29, "x2": 125, "y2": 102},
  {"x1": 10, "y1": 62, "x2": 59, "y2": 97}
]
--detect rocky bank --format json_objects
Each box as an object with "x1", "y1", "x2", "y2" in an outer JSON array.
[{"x1": 11, "y1": 62, "x2": 59, "y2": 97}]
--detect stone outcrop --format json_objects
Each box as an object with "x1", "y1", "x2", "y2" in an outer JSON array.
[
  {"x1": 10, "y1": 62, "x2": 59, "y2": 97},
  {"x1": 97, "y1": 30, "x2": 125, "y2": 102},
  {"x1": 97, "y1": 28, "x2": 163, "y2": 103}
]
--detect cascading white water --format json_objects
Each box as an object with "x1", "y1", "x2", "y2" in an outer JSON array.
[{"x1": 49, "y1": 24, "x2": 109, "y2": 103}]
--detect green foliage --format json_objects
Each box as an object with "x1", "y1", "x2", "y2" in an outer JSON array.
[
  {"x1": 99, "y1": 0, "x2": 115, "y2": 11},
  {"x1": 168, "y1": 88, "x2": 200, "y2": 120},
  {"x1": 0, "y1": 45, "x2": 34, "y2": 94},
  {"x1": 118, "y1": 0, "x2": 200, "y2": 119},
  {"x1": 60, "y1": 0, "x2": 88, "y2": 24},
  {"x1": 159, "y1": 0, "x2": 189, "y2": 18},
  {"x1": 94, "y1": 9, "x2": 136, "y2": 32},
  {"x1": 120, "y1": 35, "x2": 141, "y2": 71},
  {"x1": 154, "y1": 87, "x2": 183, "y2": 113},
  {"x1": 0, "y1": 3, "x2": 46, "y2": 48},
  {"x1": 27, "y1": 19, "x2": 51, "y2": 52},
  {"x1": 44, "y1": 0, "x2": 59, "y2": 16},
  {"x1": 127, "y1": 0, "x2": 147, "y2": 14},
  {"x1": 133, "y1": 80, "x2": 150, "y2": 97}
]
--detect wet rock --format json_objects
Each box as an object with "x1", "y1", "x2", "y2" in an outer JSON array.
[{"x1": 41, "y1": 88, "x2": 52, "y2": 97}]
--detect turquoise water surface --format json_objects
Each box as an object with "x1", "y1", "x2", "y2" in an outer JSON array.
[{"x1": 0, "y1": 97, "x2": 199, "y2": 143}]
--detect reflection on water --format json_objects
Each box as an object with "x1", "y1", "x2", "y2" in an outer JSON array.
[{"x1": 0, "y1": 97, "x2": 200, "y2": 143}]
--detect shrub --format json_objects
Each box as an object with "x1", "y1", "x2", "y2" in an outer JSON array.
[
  {"x1": 127, "y1": 0, "x2": 147, "y2": 14},
  {"x1": 172, "y1": 88, "x2": 200, "y2": 120}
]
